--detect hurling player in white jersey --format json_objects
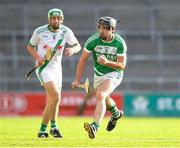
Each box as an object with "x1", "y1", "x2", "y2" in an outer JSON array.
[
  {"x1": 27, "y1": 8, "x2": 81, "y2": 138},
  {"x1": 72, "y1": 16, "x2": 127, "y2": 139}
]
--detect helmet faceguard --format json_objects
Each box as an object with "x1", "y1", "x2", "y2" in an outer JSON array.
[{"x1": 98, "y1": 16, "x2": 116, "y2": 30}]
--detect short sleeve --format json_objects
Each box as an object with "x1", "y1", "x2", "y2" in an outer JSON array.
[
  {"x1": 117, "y1": 39, "x2": 127, "y2": 56},
  {"x1": 84, "y1": 36, "x2": 97, "y2": 53},
  {"x1": 66, "y1": 29, "x2": 79, "y2": 45},
  {"x1": 29, "y1": 29, "x2": 40, "y2": 47}
]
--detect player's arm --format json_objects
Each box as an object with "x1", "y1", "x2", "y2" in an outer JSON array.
[
  {"x1": 97, "y1": 55, "x2": 126, "y2": 70},
  {"x1": 27, "y1": 44, "x2": 44, "y2": 66},
  {"x1": 64, "y1": 29, "x2": 81, "y2": 56},
  {"x1": 75, "y1": 49, "x2": 90, "y2": 82},
  {"x1": 27, "y1": 30, "x2": 44, "y2": 66},
  {"x1": 64, "y1": 42, "x2": 81, "y2": 56},
  {"x1": 27, "y1": 44, "x2": 39, "y2": 61},
  {"x1": 72, "y1": 42, "x2": 81, "y2": 54},
  {"x1": 71, "y1": 50, "x2": 90, "y2": 89},
  {"x1": 98, "y1": 39, "x2": 127, "y2": 70}
]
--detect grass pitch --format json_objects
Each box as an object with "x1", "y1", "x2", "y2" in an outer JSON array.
[{"x1": 0, "y1": 117, "x2": 180, "y2": 147}]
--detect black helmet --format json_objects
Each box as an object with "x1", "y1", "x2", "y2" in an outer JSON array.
[{"x1": 98, "y1": 16, "x2": 117, "y2": 29}]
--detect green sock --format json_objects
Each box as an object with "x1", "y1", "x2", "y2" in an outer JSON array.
[
  {"x1": 91, "y1": 121, "x2": 99, "y2": 131},
  {"x1": 39, "y1": 123, "x2": 47, "y2": 133},
  {"x1": 108, "y1": 106, "x2": 120, "y2": 118},
  {"x1": 50, "y1": 120, "x2": 58, "y2": 129}
]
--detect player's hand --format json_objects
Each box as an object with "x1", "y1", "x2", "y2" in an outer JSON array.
[
  {"x1": 64, "y1": 48, "x2": 74, "y2": 57},
  {"x1": 71, "y1": 81, "x2": 80, "y2": 91},
  {"x1": 97, "y1": 55, "x2": 108, "y2": 65}
]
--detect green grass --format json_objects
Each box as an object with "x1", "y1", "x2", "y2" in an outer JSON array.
[{"x1": 0, "y1": 117, "x2": 180, "y2": 147}]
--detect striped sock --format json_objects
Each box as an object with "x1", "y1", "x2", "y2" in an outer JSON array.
[
  {"x1": 108, "y1": 106, "x2": 120, "y2": 118},
  {"x1": 39, "y1": 123, "x2": 47, "y2": 133},
  {"x1": 91, "y1": 121, "x2": 99, "y2": 132}
]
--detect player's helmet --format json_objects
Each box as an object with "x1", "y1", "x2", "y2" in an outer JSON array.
[
  {"x1": 98, "y1": 16, "x2": 116, "y2": 30},
  {"x1": 48, "y1": 8, "x2": 63, "y2": 20}
]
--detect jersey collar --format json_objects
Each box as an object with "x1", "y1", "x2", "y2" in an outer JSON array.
[{"x1": 48, "y1": 25, "x2": 60, "y2": 33}]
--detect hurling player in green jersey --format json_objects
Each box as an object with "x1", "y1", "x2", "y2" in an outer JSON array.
[{"x1": 72, "y1": 16, "x2": 127, "y2": 139}]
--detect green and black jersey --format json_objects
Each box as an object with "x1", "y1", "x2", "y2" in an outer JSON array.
[{"x1": 84, "y1": 32, "x2": 127, "y2": 76}]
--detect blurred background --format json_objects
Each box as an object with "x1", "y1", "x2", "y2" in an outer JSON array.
[{"x1": 0, "y1": 0, "x2": 180, "y2": 117}]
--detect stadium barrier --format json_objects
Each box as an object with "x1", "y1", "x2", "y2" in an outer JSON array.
[
  {"x1": 1, "y1": 92, "x2": 179, "y2": 117},
  {"x1": 124, "y1": 94, "x2": 180, "y2": 117},
  {"x1": 0, "y1": 92, "x2": 123, "y2": 116}
]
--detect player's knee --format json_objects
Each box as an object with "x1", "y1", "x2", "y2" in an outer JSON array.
[
  {"x1": 96, "y1": 91, "x2": 107, "y2": 102},
  {"x1": 50, "y1": 92, "x2": 61, "y2": 103}
]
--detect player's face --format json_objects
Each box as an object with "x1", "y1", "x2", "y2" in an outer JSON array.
[
  {"x1": 98, "y1": 24, "x2": 113, "y2": 41},
  {"x1": 49, "y1": 16, "x2": 63, "y2": 30}
]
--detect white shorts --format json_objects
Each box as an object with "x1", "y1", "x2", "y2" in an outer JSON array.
[
  {"x1": 94, "y1": 71, "x2": 123, "y2": 88},
  {"x1": 36, "y1": 67, "x2": 62, "y2": 91}
]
